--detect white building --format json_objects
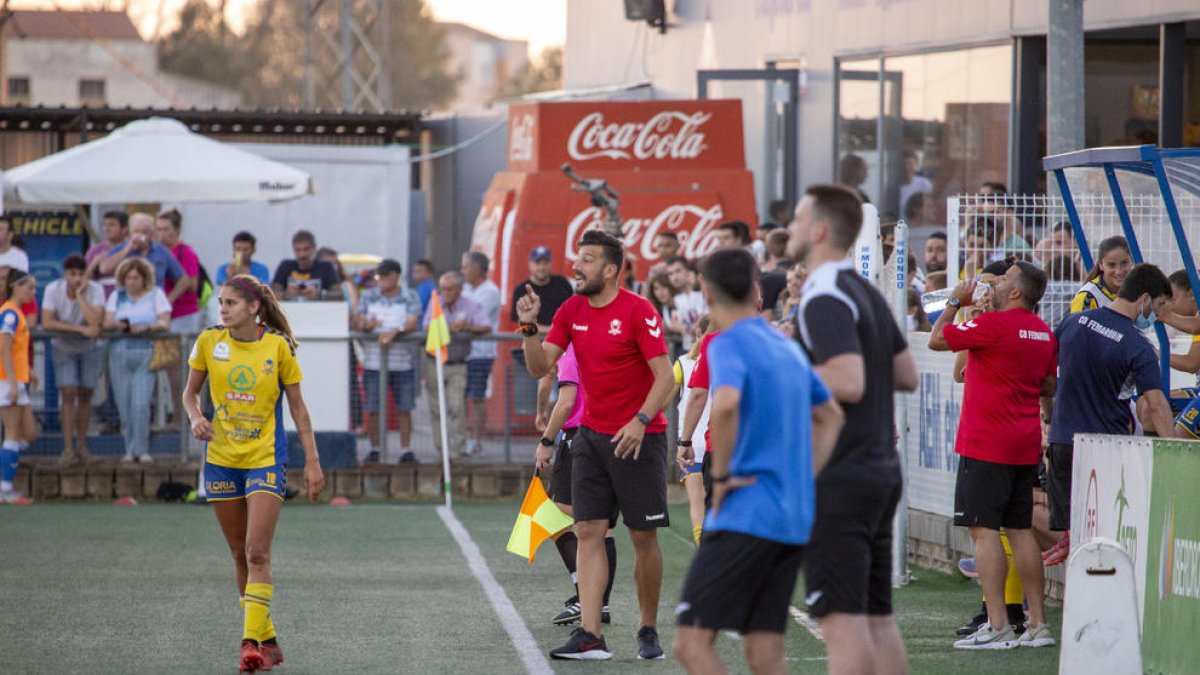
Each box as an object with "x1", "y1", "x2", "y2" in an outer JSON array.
[
  {"x1": 440, "y1": 21, "x2": 529, "y2": 113},
  {"x1": 564, "y1": 1, "x2": 1200, "y2": 220},
  {"x1": 3, "y1": 9, "x2": 240, "y2": 110}
]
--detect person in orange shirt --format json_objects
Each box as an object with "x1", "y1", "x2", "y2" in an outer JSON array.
[{"x1": 0, "y1": 270, "x2": 37, "y2": 505}]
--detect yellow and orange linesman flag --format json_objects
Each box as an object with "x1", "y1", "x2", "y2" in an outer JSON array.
[
  {"x1": 424, "y1": 290, "x2": 451, "y2": 363},
  {"x1": 507, "y1": 474, "x2": 574, "y2": 563}
]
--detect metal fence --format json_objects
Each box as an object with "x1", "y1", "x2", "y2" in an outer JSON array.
[{"x1": 26, "y1": 330, "x2": 683, "y2": 471}]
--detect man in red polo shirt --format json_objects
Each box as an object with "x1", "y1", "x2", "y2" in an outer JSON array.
[
  {"x1": 929, "y1": 261, "x2": 1059, "y2": 650},
  {"x1": 518, "y1": 229, "x2": 676, "y2": 661}
]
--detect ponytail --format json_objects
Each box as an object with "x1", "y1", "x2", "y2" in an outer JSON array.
[{"x1": 225, "y1": 275, "x2": 298, "y2": 350}]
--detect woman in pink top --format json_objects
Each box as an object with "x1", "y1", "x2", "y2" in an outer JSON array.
[
  {"x1": 156, "y1": 208, "x2": 201, "y2": 430},
  {"x1": 534, "y1": 344, "x2": 617, "y2": 626}
]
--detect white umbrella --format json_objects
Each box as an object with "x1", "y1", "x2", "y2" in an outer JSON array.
[{"x1": 3, "y1": 117, "x2": 314, "y2": 204}]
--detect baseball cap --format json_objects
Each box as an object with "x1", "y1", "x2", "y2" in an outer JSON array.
[
  {"x1": 530, "y1": 246, "x2": 552, "y2": 262},
  {"x1": 376, "y1": 258, "x2": 402, "y2": 275}
]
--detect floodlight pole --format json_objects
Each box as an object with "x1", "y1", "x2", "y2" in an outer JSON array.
[{"x1": 1047, "y1": 0, "x2": 1085, "y2": 193}]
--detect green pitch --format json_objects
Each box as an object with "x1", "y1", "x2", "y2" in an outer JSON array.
[{"x1": 2, "y1": 502, "x2": 1061, "y2": 673}]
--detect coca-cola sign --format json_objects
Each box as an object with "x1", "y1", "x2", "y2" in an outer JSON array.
[
  {"x1": 506, "y1": 100, "x2": 745, "y2": 171},
  {"x1": 565, "y1": 201, "x2": 725, "y2": 265},
  {"x1": 567, "y1": 111, "x2": 711, "y2": 162}
]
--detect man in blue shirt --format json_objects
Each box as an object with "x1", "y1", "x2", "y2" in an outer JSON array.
[
  {"x1": 1048, "y1": 263, "x2": 1181, "y2": 536},
  {"x1": 674, "y1": 248, "x2": 843, "y2": 675},
  {"x1": 215, "y1": 231, "x2": 271, "y2": 285},
  {"x1": 96, "y1": 213, "x2": 184, "y2": 290}
]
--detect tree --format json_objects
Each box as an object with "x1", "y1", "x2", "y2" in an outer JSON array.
[
  {"x1": 156, "y1": 0, "x2": 458, "y2": 111},
  {"x1": 520, "y1": 46, "x2": 563, "y2": 95}
]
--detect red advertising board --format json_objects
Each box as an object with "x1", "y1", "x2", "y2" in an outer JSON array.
[{"x1": 507, "y1": 100, "x2": 746, "y2": 173}]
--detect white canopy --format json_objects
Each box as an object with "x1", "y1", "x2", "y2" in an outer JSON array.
[{"x1": 3, "y1": 117, "x2": 314, "y2": 204}]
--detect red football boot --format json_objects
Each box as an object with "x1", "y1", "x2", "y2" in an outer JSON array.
[
  {"x1": 239, "y1": 640, "x2": 264, "y2": 674},
  {"x1": 259, "y1": 640, "x2": 284, "y2": 671}
]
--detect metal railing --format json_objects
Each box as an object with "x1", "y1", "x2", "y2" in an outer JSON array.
[{"x1": 27, "y1": 328, "x2": 684, "y2": 469}]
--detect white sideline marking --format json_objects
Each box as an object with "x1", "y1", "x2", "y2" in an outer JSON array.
[
  {"x1": 436, "y1": 506, "x2": 554, "y2": 675},
  {"x1": 789, "y1": 606, "x2": 824, "y2": 642}
]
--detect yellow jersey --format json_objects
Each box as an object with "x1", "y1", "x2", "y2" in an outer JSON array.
[
  {"x1": 0, "y1": 300, "x2": 29, "y2": 383},
  {"x1": 1069, "y1": 277, "x2": 1117, "y2": 314},
  {"x1": 188, "y1": 325, "x2": 302, "y2": 469}
]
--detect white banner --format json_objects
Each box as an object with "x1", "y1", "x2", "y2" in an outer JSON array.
[
  {"x1": 900, "y1": 337, "x2": 962, "y2": 517},
  {"x1": 1071, "y1": 434, "x2": 1155, "y2": 626}
]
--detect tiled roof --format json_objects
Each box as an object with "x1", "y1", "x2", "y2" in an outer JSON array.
[{"x1": 10, "y1": 10, "x2": 142, "y2": 42}]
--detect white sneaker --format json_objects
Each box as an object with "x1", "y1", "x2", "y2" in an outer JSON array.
[
  {"x1": 953, "y1": 622, "x2": 1018, "y2": 650},
  {"x1": 0, "y1": 490, "x2": 33, "y2": 505},
  {"x1": 1014, "y1": 623, "x2": 1055, "y2": 648},
  {"x1": 137, "y1": 453, "x2": 154, "y2": 463}
]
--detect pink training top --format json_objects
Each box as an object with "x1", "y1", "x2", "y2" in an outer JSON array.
[
  {"x1": 166, "y1": 242, "x2": 201, "y2": 318},
  {"x1": 556, "y1": 343, "x2": 585, "y2": 430}
]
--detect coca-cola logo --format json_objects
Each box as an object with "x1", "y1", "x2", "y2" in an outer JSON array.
[
  {"x1": 565, "y1": 203, "x2": 725, "y2": 262},
  {"x1": 510, "y1": 114, "x2": 534, "y2": 162},
  {"x1": 567, "y1": 111, "x2": 711, "y2": 162}
]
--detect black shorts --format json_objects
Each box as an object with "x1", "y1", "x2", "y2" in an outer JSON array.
[
  {"x1": 549, "y1": 428, "x2": 578, "y2": 505},
  {"x1": 572, "y1": 425, "x2": 669, "y2": 529},
  {"x1": 803, "y1": 475, "x2": 902, "y2": 618},
  {"x1": 702, "y1": 451, "x2": 713, "y2": 510},
  {"x1": 677, "y1": 531, "x2": 804, "y2": 634},
  {"x1": 953, "y1": 456, "x2": 1037, "y2": 530},
  {"x1": 1046, "y1": 442, "x2": 1073, "y2": 531}
]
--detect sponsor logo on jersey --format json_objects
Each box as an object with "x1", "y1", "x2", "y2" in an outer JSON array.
[
  {"x1": 228, "y1": 365, "x2": 257, "y2": 392},
  {"x1": 609, "y1": 319, "x2": 623, "y2": 336},
  {"x1": 572, "y1": 323, "x2": 589, "y2": 332},
  {"x1": 263, "y1": 359, "x2": 275, "y2": 376},
  {"x1": 213, "y1": 341, "x2": 231, "y2": 361}
]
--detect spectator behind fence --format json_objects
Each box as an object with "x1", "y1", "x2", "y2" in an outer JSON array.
[
  {"x1": 86, "y1": 211, "x2": 129, "y2": 297},
  {"x1": 925, "y1": 232, "x2": 948, "y2": 274},
  {"x1": 0, "y1": 270, "x2": 37, "y2": 504},
  {"x1": 413, "y1": 259, "x2": 436, "y2": 315},
  {"x1": 272, "y1": 230, "x2": 342, "y2": 302},
  {"x1": 838, "y1": 154, "x2": 871, "y2": 204},
  {"x1": 355, "y1": 258, "x2": 421, "y2": 465},
  {"x1": 666, "y1": 256, "x2": 705, "y2": 351},
  {"x1": 103, "y1": 258, "x2": 171, "y2": 463},
  {"x1": 461, "y1": 252, "x2": 502, "y2": 457},
  {"x1": 761, "y1": 228, "x2": 791, "y2": 274},
  {"x1": 647, "y1": 232, "x2": 681, "y2": 280},
  {"x1": 509, "y1": 246, "x2": 573, "y2": 333},
  {"x1": 316, "y1": 247, "x2": 359, "y2": 311},
  {"x1": 925, "y1": 270, "x2": 948, "y2": 293},
  {"x1": 715, "y1": 220, "x2": 752, "y2": 252},
  {"x1": 215, "y1": 231, "x2": 271, "y2": 285},
  {"x1": 422, "y1": 271, "x2": 489, "y2": 460},
  {"x1": 42, "y1": 254, "x2": 104, "y2": 466},
  {"x1": 97, "y1": 213, "x2": 185, "y2": 291},
  {"x1": 0, "y1": 215, "x2": 29, "y2": 272},
  {"x1": 156, "y1": 209, "x2": 202, "y2": 431},
  {"x1": 1041, "y1": 254, "x2": 1080, "y2": 330}
]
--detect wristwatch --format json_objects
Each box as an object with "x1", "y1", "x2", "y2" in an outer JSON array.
[
  {"x1": 677, "y1": 438, "x2": 692, "y2": 447},
  {"x1": 539, "y1": 437, "x2": 554, "y2": 447},
  {"x1": 635, "y1": 412, "x2": 652, "y2": 426},
  {"x1": 946, "y1": 296, "x2": 961, "y2": 308}
]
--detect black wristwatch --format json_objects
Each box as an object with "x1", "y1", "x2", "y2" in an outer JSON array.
[
  {"x1": 635, "y1": 412, "x2": 652, "y2": 426},
  {"x1": 677, "y1": 439, "x2": 692, "y2": 447},
  {"x1": 539, "y1": 437, "x2": 555, "y2": 447}
]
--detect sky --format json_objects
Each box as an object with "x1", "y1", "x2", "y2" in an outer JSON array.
[{"x1": 21, "y1": 0, "x2": 566, "y2": 55}]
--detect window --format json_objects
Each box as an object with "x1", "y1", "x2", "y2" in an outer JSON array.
[
  {"x1": 7, "y1": 77, "x2": 30, "y2": 105},
  {"x1": 79, "y1": 78, "x2": 106, "y2": 107},
  {"x1": 836, "y1": 58, "x2": 882, "y2": 205}
]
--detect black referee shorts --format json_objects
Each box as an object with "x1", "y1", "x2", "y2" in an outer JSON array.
[
  {"x1": 571, "y1": 425, "x2": 669, "y2": 530},
  {"x1": 677, "y1": 530, "x2": 804, "y2": 634},
  {"x1": 953, "y1": 456, "x2": 1037, "y2": 530},
  {"x1": 803, "y1": 474, "x2": 902, "y2": 618}
]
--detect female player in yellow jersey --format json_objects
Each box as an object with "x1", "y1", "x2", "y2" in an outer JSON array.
[
  {"x1": 0, "y1": 270, "x2": 37, "y2": 505},
  {"x1": 1069, "y1": 235, "x2": 1132, "y2": 313},
  {"x1": 182, "y1": 274, "x2": 325, "y2": 674}
]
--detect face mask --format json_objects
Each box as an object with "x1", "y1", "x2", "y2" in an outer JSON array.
[{"x1": 1134, "y1": 301, "x2": 1155, "y2": 331}]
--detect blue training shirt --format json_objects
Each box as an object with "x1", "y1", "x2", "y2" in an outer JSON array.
[
  {"x1": 1049, "y1": 307, "x2": 1161, "y2": 444},
  {"x1": 703, "y1": 316, "x2": 831, "y2": 546}
]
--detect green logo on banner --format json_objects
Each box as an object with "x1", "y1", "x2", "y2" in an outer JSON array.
[{"x1": 228, "y1": 365, "x2": 256, "y2": 392}]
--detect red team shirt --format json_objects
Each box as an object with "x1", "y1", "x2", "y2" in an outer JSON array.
[
  {"x1": 686, "y1": 332, "x2": 720, "y2": 449},
  {"x1": 942, "y1": 308, "x2": 1058, "y2": 465},
  {"x1": 546, "y1": 289, "x2": 669, "y2": 434}
]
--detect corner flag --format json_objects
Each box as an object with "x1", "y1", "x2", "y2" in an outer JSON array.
[
  {"x1": 507, "y1": 474, "x2": 574, "y2": 563},
  {"x1": 425, "y1": 290, "x2": 451, "y2": 363}
]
